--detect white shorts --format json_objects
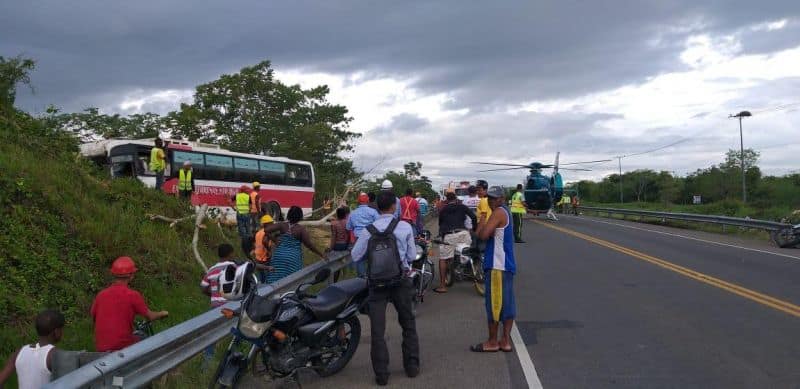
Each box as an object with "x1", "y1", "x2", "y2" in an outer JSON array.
[{"x1": 439, "y1": 230, "x2": 472, "y2": 259}]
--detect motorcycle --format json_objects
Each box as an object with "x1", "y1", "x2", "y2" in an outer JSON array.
[
  {"x1": 433, "y1": 237, "x2": 485, "y2": 296},
  {"x1": 211, "y1": 268, "x2": 368, "y2": 388},
  {"x1": 132, "y1": 320, "x2": 154, "y2": 340},
  {"x1": 770, "y1": 224, "x2": 800, "y2": 248},
  {"x1": 409, "y1": 230, "x2": 434, "y2": 315}
]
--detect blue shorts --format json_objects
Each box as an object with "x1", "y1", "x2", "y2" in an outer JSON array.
[{"x1": 484, "y1": 269, "x2": 516, "y2": 322}]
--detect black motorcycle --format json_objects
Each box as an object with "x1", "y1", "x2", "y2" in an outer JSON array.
[
  {"x1": 433, "y1": 238, "x2": 486, "y2": 296},
  {"x1": 211, "y1": 268, "x2": 368, "y2": 388},
  {"x1": 409, "y1": 230, "x2": 434, "y2": 316}
]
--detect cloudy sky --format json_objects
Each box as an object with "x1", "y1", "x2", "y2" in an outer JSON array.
[{"x1": 3, "y1": 1, "x2": 799, "y2": 188}]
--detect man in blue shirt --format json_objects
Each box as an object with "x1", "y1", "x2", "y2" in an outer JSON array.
[
  {"x1": 350, "y1": 191, "x2": 419, "y2": 386},
  {"x1": 346, "y1": 193, "x2": 380, "y2": 277}
]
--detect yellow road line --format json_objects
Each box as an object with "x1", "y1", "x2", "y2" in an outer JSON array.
[{"x1": 534, "y1": 221, "x2": 800, "y2": 319}]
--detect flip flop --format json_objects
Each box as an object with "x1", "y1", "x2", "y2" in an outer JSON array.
[
  {"x1": 470, "y1": 343, "x2": 499, "y2": 353},
  {"x1": 500, "y1": 346, "x2": 513, "y2": 352},
  {"x1": 433, "y1": 288, "x2": 448, "y2": 293}
]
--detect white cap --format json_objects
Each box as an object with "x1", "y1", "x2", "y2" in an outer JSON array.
[{"x1": 381, "y1": 179, "x2": 393, "y2": 189}]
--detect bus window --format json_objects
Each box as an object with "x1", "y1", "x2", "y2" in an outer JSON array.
[
  {"x1": 204, "y1": 154, "x2": 233, "y2": 180},
  {"x1": 234, "y1": 158, "x2": 260, "y2": 183},
  {"x1": 173, "y1": 151, "x2": 205, "y2": 178},
  {"x1": 110, "y1": 155, "x2": 135, "y2": 178},
  {"x1": 285, "y1": 164, "x2": 312, "y2": 187},
  {"x1": 259, "y1": 160, "x2": 286, "y2": 185}
]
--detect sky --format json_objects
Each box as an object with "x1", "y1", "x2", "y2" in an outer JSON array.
[{"x1": 3, "y1": 1, "x2": 799, "y2": 188}]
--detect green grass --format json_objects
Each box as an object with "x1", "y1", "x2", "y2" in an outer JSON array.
[{"x1": 0, "y1": 122, "x2": 251, "y2": 387}]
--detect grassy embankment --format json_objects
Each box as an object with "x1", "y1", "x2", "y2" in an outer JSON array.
[{"x1": 0, "y1": 123, "x2": 333, "y2": 387}]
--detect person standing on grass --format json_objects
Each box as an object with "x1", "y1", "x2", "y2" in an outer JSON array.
[
  {"x1": 510, "y1": 184, "x2": 527, "y2": 243},
  {"x1": 471, "y1": 186, "x2": 516, "y2": 354},
  {"x1": 233, "y1": 185, "x2": 253, "y2": 253},
  {"x1": 249, "y1": 182, "x2": 263, "y2": 235},
  {"x1": 177, "y1": 160, "x2": 195, "y2": 201},
  {"x1": 0, "y1": 309, "x2": 65, "y2": 389},
  {"x1": 150, "y1": 138, "x2": 166, "y2": 190},
  {"x1": 91, "y1": 257, "x2": 169, "y2": 352},
  {"x1": 262, "y1": 206, "x2": 326, "y2": 284}
]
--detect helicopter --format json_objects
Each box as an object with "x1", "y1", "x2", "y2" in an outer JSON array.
[{"x1": 473, "y1": 153, "x2": 610, "y2": 217}]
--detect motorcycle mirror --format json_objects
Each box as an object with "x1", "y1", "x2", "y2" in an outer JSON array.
[{"x1": 313, "y1": 268, "x2": 331, "y2": 284}]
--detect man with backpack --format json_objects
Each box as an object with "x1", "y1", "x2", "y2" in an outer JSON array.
[{"x1": 350, "y1": 191, "x2": 420, "y2": 386}]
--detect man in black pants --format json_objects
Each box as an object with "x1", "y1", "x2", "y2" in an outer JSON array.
[{"x1": 351, "y1": 191, "x2": 420, "y2": 386}]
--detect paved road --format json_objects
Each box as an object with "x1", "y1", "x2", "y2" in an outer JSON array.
[{"x1": 242, "y1": 214, "x2": 800, "y2": 388}]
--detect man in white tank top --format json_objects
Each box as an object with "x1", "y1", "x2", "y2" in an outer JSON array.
[{"x1": 0, "y1": 309, "x2": 65, "y2": 388}]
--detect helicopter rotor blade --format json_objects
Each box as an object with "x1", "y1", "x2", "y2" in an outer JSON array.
[
  {"x1": 558, "y1": 159, "x2": 613, "y2": 166},
  {"x1": 470, "y1": 162, "x2": 534, "y2": 168},
  {"x1": 558, "y1": 167, "x2": 592, "y2": 171},
  {"x1": 477, "y1": 167, "x2": 532, "y2": 172}
]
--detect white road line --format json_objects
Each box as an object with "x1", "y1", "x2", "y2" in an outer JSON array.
[
  {"x1": 576, "y1": 216, "x2": 800, "y2": 261},
  {"x1": 511, "y1": 325, "x2": 544, "y2": 389}
]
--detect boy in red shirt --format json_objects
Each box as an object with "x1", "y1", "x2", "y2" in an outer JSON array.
[{"x1": 91, "y1": 257, "x2": 168, "y2": 352}]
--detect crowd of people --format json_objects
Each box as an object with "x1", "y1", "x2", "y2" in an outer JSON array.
[{"x1": 0, "y1": 171, "x2": 520, "y2": 388}]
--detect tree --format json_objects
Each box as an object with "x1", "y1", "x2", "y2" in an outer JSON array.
[
  {"x1": 53, "y1": 108, "x2": 166, "y2": 141},
  {"x1": 171, "y1": 61, "x2": 361, "y2": 203},
  {"x1": 0, "y1": 55, "x2": 35, "y2": 123}
]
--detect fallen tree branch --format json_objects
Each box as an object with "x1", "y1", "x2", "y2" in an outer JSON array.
[
  {"x1": 147, "y1": 214, "x2": 194, "y2": 228},
  {"x1": 192, "y1": 204, "x2": 210, "y2": 272}
]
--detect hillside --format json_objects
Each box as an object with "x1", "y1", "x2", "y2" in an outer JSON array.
[{"x1": 0, "y1": 120, "x2": 232, "y2": 365}]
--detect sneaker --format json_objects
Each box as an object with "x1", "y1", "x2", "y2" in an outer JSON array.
[
  {"x1": 376, "y1": 375, "x2": 389, "y2": 386},
  {"x1": 405, "y1": 365, "x2": 420, "y2": 378}
]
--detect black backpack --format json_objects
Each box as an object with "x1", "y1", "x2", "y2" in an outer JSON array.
[{"x1": 365, "y1": 219, "x2": 403, "y2": 289}]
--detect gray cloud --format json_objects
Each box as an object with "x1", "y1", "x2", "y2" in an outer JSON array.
[{"x1": 3, "y1": 0, "x2": 799, "y2": 186}]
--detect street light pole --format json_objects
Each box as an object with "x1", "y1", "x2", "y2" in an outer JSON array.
[
  {"x1": 730, "y1": 111, "x2": 751, "y2": 203},
  {"x1": 618, "y1": 156, "x2": 623, "y2": 203}
]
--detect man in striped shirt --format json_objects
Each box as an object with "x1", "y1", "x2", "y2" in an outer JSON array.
[{"x1": 201, "y1": 244, "x2": 239, "y2": 361}]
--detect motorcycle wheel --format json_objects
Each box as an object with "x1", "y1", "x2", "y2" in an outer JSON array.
[
  {"x1": 445, "y1": 260, "x2": 455, "y2": 287},
  {"x1": 209, "y1": 349, "x2": 242, "y2": 389},
  {"x1": 316, "y1": 316, "x2": 362, "y2": 377},
  {"x1": 472, "y1": 257, "x2": 485, "y2": 296}
]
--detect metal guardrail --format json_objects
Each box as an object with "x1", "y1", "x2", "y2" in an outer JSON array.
[
  {"x1": 580, "y1": 206, "x2": 792, "y2": 231},
  {"x1": 46, "y1": 251, "x2": 353, "y2": 389}
]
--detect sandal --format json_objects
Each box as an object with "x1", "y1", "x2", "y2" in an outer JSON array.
[
  {"x1": 470, "y1": 343, "x2": 499, "y2": 353},
  {"x1": 500, "y1": 346, "x2": 513, "y2": 352}
]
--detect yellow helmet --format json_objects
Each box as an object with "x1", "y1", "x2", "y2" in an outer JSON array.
[
  {"x1": 252, "y1": 181, "x2": 260, "y2": 187},
  {"x1": 260, "y1": 215, "x2": 274, "y2": 224}
]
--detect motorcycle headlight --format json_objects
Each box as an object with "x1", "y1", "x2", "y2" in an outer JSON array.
[
  {"x1": 239, "y1": 310, "x2": 271, "y2": 339},
  {"x1": 415, "y1": 244, "x2": 424, "y2": 260}
]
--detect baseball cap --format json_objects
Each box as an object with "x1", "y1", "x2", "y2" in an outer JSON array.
[
  {"x1": 486, "y1": 186, "x2": 505, "y2": 198},
  {"x1": 358, "y1": 193, "x2": 369, "y2": 204}
]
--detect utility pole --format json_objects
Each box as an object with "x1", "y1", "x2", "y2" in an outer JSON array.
[
  {"x1": 618, "y1": 156, "x2": 623, "y2": 203},
  {"x1": 730, "y1": 111, "x2": 752, "y2": 203}
]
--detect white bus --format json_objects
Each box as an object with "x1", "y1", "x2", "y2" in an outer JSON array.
[{"x1": 80, "y1": 138, "x2": 314, "y2": 219}]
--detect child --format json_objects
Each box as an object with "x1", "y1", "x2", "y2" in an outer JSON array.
[
  {"x1": 200, "y1": 244, "x2": 239, "y2": 362},
  {"x1": 0, "y1": 309, "x2": 65, "y2": 389}
]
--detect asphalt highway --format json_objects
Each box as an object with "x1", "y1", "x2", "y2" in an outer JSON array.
[{"x1": 242, "y1": 214, "x2": 800, "y2": 388}]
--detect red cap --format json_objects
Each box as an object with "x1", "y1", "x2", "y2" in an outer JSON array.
[
  {"x1": 358, "y1": 193, "x2": 369, "y2": 204},
  {"x1": 110, "y1": 256, "x2": 138, "y2": 276}
]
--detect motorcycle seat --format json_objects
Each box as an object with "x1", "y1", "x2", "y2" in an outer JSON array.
[{"x1": 305, "y1": 278, "x2": 367, "y2": 321}]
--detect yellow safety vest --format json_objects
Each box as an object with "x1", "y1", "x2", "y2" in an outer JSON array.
[
  {"x1": 149, "y1": 147, "x2": 165, "y2": 172},
  {"x1": 178, "y1": 169, "x2": 192, "y2": 190},
  {"x1": 511, "y1": 192, "x2": 526, "y2": 214},
  {"x1": 235, "y1": 192, "x2": 251, "y2": 215}
]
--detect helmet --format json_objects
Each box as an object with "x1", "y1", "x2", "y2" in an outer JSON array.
[
  {"x1": 239, "y1": 185, "x2": 249, "y2": 193},
  {"x1": 110, "y1": 256, "x2": 138, "y2": 276},
  {"x1": 381, "y1": 180, "x2": 393, "y2": 190},
  {"x1": 260, "y1": 214, "x2": 274, "y2": 224},
  {"x1": 219, "y1": 262, "x2": 255, "y2": 301},
  {"x1": 252, "y1": 181, "x2": 260, "y2": 187}
]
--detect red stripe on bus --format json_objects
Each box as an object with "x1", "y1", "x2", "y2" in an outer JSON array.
[{"x1": 163, "y1": 179, "x2": 313, "y2": 208}]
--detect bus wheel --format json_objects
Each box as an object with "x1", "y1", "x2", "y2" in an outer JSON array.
[{"x1": 264, "y1": 202, "x2": 283, "y2": 221}]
